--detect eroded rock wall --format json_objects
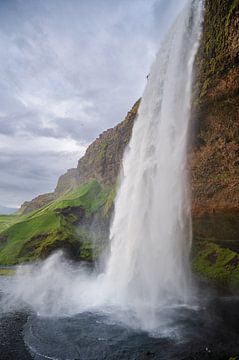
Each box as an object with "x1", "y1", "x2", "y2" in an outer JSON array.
[{"x1": 191, "y1": 0, "x2": 239, "y2": 215}]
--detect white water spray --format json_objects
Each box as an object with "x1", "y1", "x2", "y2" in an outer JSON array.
[
  {"x1": 1, "y1": 0, "x2": 203, "y2": 334},
  {"x1": 100, "y1": 0, "x2": 203, "y2": 310}
]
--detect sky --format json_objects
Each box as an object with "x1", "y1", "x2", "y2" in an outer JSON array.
[{"x1": 0, "y1": 0, "x2": 185, "y2": 208}]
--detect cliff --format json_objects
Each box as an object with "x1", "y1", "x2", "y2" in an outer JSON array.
[
  {"x1": 191, "y1": 0, "x2": 239, "y2": 286},
  {"x1": 75, "y1": 99, "x2": 140, "y2": 186},
  {"x1": 191, "y1": 0, "x2": 239, "y2": 214},
  {"x1": 0, "y1": 0, "x2": 238, "y2": 286},
  {"x1": 0, "y1": 100, "x2": 140, "y2": 265},
  {"x1": 20, "y1": 99, "x2": 140, "y2": 215},
  {"x1": 55, "y1": 168, "x2": 78, "y2": 195}
]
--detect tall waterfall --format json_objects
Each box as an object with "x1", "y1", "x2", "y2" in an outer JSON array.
[
  {"x1": 99, "y1": 0, "x2": 203, "y2": 321},
  {"x1": 5, "y1": 0, "x2": 204, "y2": 335}
]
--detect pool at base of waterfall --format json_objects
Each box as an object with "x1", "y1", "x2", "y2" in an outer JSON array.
[{"x1": 1, "y1": 288, "x2": 239, "y2": 360}]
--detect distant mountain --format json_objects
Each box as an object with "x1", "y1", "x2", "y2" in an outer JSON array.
[{"x1": 0, "y1": 205, "x2": 18, "y2": 215}]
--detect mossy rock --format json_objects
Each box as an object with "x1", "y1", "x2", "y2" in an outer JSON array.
[
  {"x1": 194, "y1": 0, "x2": 239, "y2": 104},
  {"x1": 192, "y1": 241, "x2": 239, "y2": 288}
]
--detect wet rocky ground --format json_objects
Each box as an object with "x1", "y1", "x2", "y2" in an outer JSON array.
[{"x1": 0, "y1": 312, "x2": 32, "y2": 360}]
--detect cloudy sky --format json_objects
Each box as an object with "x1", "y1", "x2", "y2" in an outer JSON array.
[{"x1": 0, "y1": 0, "x2": 185, "y2": 208}]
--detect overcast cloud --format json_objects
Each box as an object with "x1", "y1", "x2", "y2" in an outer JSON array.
[{"x1": 0, "y1": 0, "x2": 186, "y2": 207}]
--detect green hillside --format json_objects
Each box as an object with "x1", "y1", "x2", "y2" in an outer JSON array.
[{"x1": 0, "y1": 180, "x2": 111, "y2": 265}]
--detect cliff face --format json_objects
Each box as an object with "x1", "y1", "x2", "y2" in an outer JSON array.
[
  {"x1": 4, "y1": 0, "x2": 239, "y2": 283},
  {"x1": 22, "y1": 1, "x2": 238, "y2": 219},
  {"x1": 191, "y1": 0, "x2": 239, "y2": 214},
  {"x1": 3, "y1": 100, "x2": 140, "y2": 264},
  {"x1": 20, "y1": 193, "x2": 56, "y2": 215},
  {"x1": 191, "y1": 0, "x2": 239, "y2": 286},
  {"x1": 55, "y1": 168, "x2": 78, "y2": 195},
  {"x1": 20, "y1": 100, "x2": 140, "y2": 215},
  {"x1": 75, "y1": 99, "x2": 140, "y2": 186}
]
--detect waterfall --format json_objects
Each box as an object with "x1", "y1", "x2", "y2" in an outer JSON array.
[
  {"x1": 4, "y1": 0, "x2": 204, "y2": 335},
  {"x1": 98, "y1": 0, "x2": 203, "y2": 324}
]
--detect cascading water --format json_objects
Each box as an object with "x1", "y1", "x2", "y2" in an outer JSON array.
[
  {"x1": 96, "y1": 0, "x2": 203, "y2": 323},
  {"x1": 2, "y1": 0, "x2": 204, "y2": 336}
]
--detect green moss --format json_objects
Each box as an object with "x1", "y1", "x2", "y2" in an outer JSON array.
[
  {"x1": 192, "y1": 242, "x2": 239, "y2": 287},
  {"x1": 77, "y1": 225, "x2": 108, "y2": 261},
  {"x1": 103, "y1": 185, "x2": 116, "y2": 217},
  {"x1": 200, "y1": 78, "x2": 210, "y2": 98},
  {"x1": 79, "y1": 241, "x2": 93, "y2": 260},
  {"x1": 209, "y1": 172, "x2": 232, "y2": 181},
  {"x1": 226, "y1": 0, "x2": 238, "y2": 27},
  {"x1": 96, "y1": 140, "x2": 108, "y2": 160},
  {"x1": 194, "y1": 0, "x2": 239, "y2": 102}
]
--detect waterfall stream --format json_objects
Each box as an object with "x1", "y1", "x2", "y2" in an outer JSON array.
[
  {"x1": 2, "y1": 0, "x2": 204, "y2": 336},
  {"x1": 98, "y1": 0, "x2": 203, "y2": 325}
]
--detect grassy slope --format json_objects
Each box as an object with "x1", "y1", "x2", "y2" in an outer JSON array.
[
  {"x1": 0, "y1": 215, "x2": 21, "y2": 232},
  {"x1": 1, "y1": 182, "x2": 238, "y2": 287},
  {"x1": 0, "y1": 180, "x2": 111, "y2": 265}
]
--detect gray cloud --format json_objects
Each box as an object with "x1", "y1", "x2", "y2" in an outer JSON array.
[
  {"x1": 0, "y1": 149, "x2": 81, "y2": 207},
  {"x1": 0, "y1": 0, "x2": 184, "y2": 207}
]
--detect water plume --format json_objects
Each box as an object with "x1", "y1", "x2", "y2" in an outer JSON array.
[{"x1": 98, "y1": 0, "x2": 203, "y2": 326}]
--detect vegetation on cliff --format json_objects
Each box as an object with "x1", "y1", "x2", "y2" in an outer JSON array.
[
  {"x1": 192, "y1": 0, "x2": 239, "y2": 213},
  {"x1": 191, "y1": 0, "x2": 239, "y2": 286},
  {"x1": 20, "y1": 99, "x2": 140, "y2": 216},
  {"x1": 0, "y1": 180, "x2": 111, "y2": 265},
  {"x1": 0, "y1": 99, "x2": 141, "y2": 265},
  {"x1": 0, "y1": 1, "x2": 238, "y2": 290},
  {"x1": 75, "y1": 99, "x2": 140, "y2": 186},
  {"x1": 194, "y1": 0, "x2": 239, "y2": 102}
]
